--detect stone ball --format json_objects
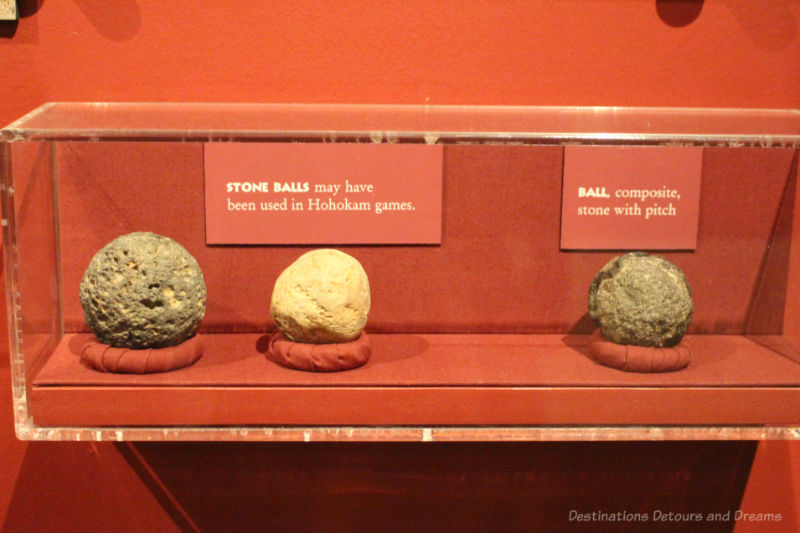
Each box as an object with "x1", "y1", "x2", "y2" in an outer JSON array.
[
  {"x1": 588, "y1": 252, "x2": 693, "y2": 347},
  {"x1": 79, "y1": 232, "x2": 207, "y2": 348},
  {"x1": 271, "y1": 249, "x2": 370, "y2": 344}
]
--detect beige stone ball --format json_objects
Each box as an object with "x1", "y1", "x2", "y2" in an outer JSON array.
[{"x1": 270, "y1": 249, "x2": 370, "y2": 343}]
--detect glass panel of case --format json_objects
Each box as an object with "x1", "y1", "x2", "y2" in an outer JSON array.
[{"x1": 3, "y1": 103, "x2": 800, "y2": 441}]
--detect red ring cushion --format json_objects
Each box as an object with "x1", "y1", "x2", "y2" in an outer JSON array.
[
  {"x1": 80, "y1": 335, "x2": 204, "y2": 373},
  {"x1": 587, "y1": 330, "x2": 691, "y2": 373},
  {"x1": 268, "y1": 331, "x2": 371, "y2": 372}
]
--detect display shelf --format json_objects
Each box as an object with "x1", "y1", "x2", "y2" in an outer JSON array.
[
  {"x1": 30, "y1": 333, "x2": 800, "y2": 427},
  {"x1": 4, "y1": 103, "x2": 800, "y2": 441}
]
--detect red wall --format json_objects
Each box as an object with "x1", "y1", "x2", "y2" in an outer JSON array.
[
  {"x1": 2, "y1": 1, "x2": 800, "y2": 531},
  {"x1": 2, "y1": 0, "x2": 800, "y2": 124}
]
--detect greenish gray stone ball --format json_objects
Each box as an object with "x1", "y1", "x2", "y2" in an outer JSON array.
[
  {"x1": 588, "y1": 252, "x2": 693, "y2": 347},
  {"x1": 79, "y1": 232, "x2": 206, "y2": 348}
]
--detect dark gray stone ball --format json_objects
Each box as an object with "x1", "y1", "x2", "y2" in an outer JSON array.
[
  {"x1": 80, "y1": 232, "x2": 206, "y2": 348},
  {"x1": 588, "y1": 252, "x2": 693, "y2": 347}
]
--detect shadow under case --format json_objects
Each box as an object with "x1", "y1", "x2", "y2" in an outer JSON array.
[{"x1": 3, "y1": 103, "x2": 800, "y2": 441}]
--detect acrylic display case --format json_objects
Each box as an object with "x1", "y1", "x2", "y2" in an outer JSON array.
[{"x1": 3, "y1": 102, "x2": 800, "y2": 441}]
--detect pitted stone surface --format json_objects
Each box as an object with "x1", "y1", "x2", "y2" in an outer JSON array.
[
  {"x1": 271, "y1": 249, "x2": 370, "y2": 344},
  {"x1": 80, "y1": 232, "x2": 206, "y2": 348},
  {"x1": 588, "y1": 252, "x2": 693, "y2": 347}
]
